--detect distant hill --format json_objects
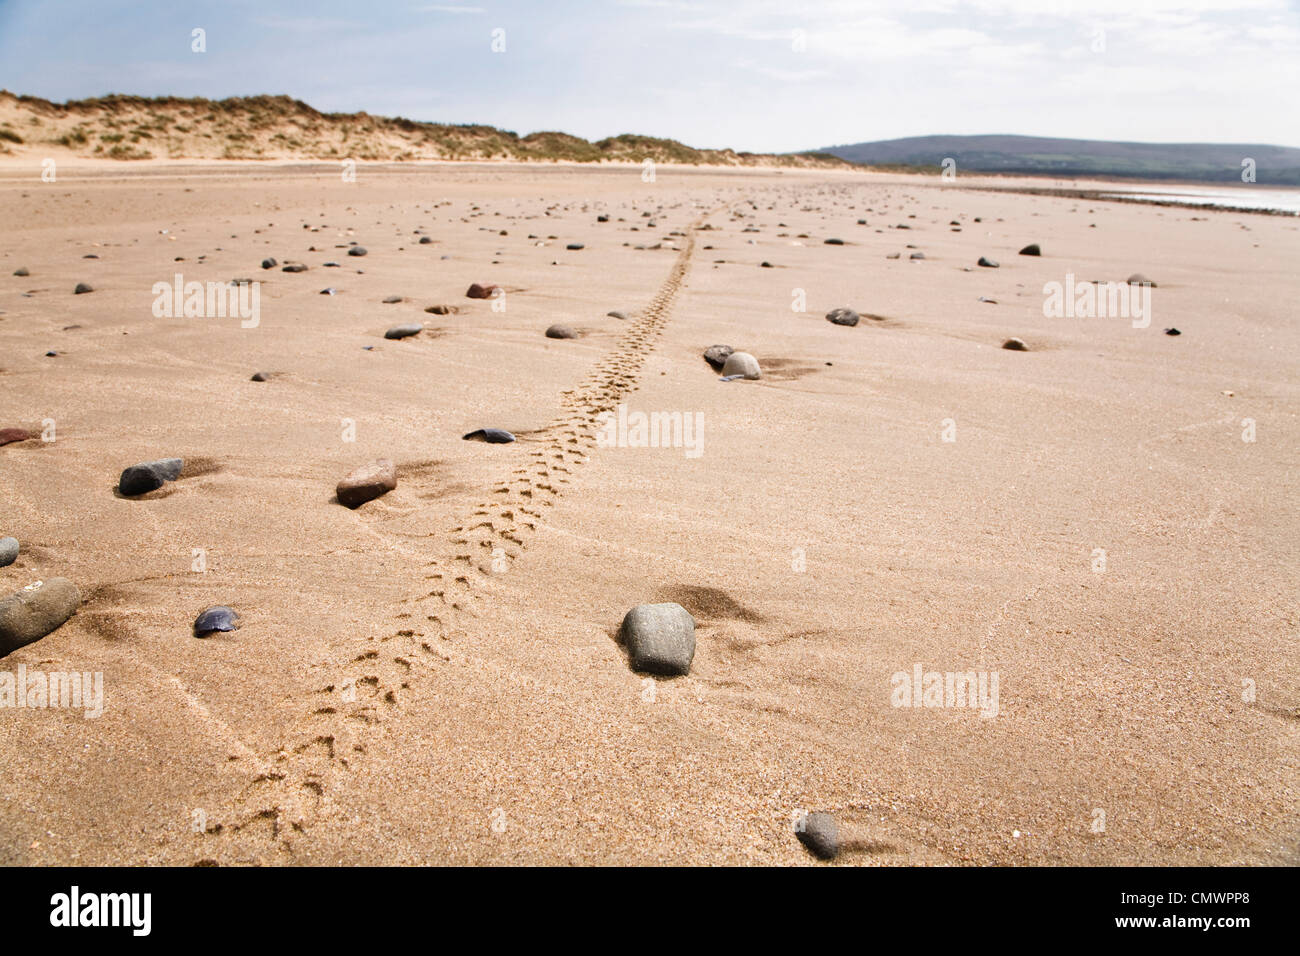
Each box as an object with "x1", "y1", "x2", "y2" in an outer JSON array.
[
  {"x1": 820, "y1": 134, "x2": 1300, "y2": 185},
  {"x1": 0, "y1": 91, "x2": 849, "y2": 168}
]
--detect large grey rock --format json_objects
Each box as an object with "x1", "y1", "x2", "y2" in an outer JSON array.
[
  {"x1": 194, "y1": 605, "x2": 240, "y2": 636},
  {"x1": 621, "y1": 602, "x2": 695, "y2": 676},
  {"x1": 796, "y1": 811, "x2": 841, "y2": 860},
  {"x1": 826, "y1": 308, "x2": 860, "y2": 327},
  {"x1": 118, "y1": 458, "x2": 183, "y2": 496},
  {"x1": 0, "y1": 578, "x2": 81, "y2": 658},
  {"x1": 336, "y1": 459, "x2": 397, "y2": 508},
  {"x1": 0, "y1": 537, "x2": 18, "y2": 567},
  {"x1": 703, "y1": 344, "x2": 734, "y2": 370},
  {"x1": 385, "y1": 323, "x2": 423, "y2": 340},
  {"x1": 721, "y1": 351, "x2": 761, "y2": 380}
]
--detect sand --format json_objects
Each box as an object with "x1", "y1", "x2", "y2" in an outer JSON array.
[{"x1": 0, "y1": 159, "x2": 1296, "y2": 865}]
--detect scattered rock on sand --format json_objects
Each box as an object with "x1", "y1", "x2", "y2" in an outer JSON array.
[
  {"x1": 0, "y1": 538, "x2": 18, "y2": 568},
  {"x1": 382, "y1": 295, "x2": 403, "y2": 304},
  {"x1": 118, "y1": 458, "x2": 184, "y2": 496},
  {"x1": 1002, "y1": 337, "x2": 1028, "y2": 351},
  {"x1": 909, "y1": 251, "x2": 925, "y2": 260},
  {"x1": 193, "y1": 605, "x2": 240, "y2": 636},
  {"x1": 282, "y1": 263, "x2": 308, "y2": 273},
  {"x1": 74, "y1": 282, "x2": 93, "y2": 294},
  {"x1": 886, "y1": 252, "x2": 901, "y2": 259},
  {"x1": 826, "y1": 308, "x2": 860, "y2": 327},
  {"x1": 1164, "y1": 327, "x2": 1181, "y2": 336},
  {"x1": 545, "y1": 324, "x2": 577, "y2": 339},
  {"x1": 760, "y1": 261, "x2": 774, "y2": 268},
  {"x1": 463, "y1": 428, "x2": 515, "y2": 444},
  {"x1": 13, "y1": 267, "x2": 29, "y2": 276},
  {"x1": 703, "y1": 344, "x2": 734, "y2": 370},
  {"x1": 607, "y1": 310, "x2": 628, "y2": 320},
  {"x1": 0, "y1": 428, "x2": 33, "y2": 446},
  {"x1": 566, "y1": 243, "x2": 585, "y2": 250},
  {"x1": 385, "y1": 323, "x2": 424, "y2": 340},
  {"x1": 466, "y1": 283, "x2": 501, "y2": 299},
  {"x1": 424, "y1": 304, "x2": 456, "y2": 315},
  {"x1": 336, "y1": 459, "x2": 397, "y2": 508},
  {"x1": 1019, "y1": 244, "x2": 1041, "y2": 256},
  {"x1": 978, "y1": 257, "x2": 999, "y2": 268},
  {"x1": 721, "y1": 351, "x2": 761, "y2": 380},
  {"x1": 620, "y1": 602, "x2": 695, "y2": 676},
  {"x1": 250, "y1": 372, "x2": 272, "y2": 382},
  {"x1": 261, "y1": 257, "x2": 277, "y2": 269},
  {"x1": 0, "y1": 578, "x2": 80, "y2": 657},
  {"x1": 823, "y1": 238, "x2": 844, "y2": 245},
  {"x1": 347, "y1": 246, "x2": 368, "y2": 257},
  {"x1": 418, "y1": 236, "x2": 433, "y2": 244},
  {"x1": 1127, "y1": 273, "x2": 1157, "y2": 287},
  {"x1": 796, "y1": 812, "x2": 841, "y2": 860}
]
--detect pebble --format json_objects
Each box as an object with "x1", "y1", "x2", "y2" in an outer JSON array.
[
  {"x1": 886, "y1": 252, "x2": 900, "y2": 259},
  {"x1": 319, "y1": 287, "x2": 337, "y2": 295},
  {"x1": 282, "y1": 263, "x2": 308, "y2": 273},
  {"x1": 796, "y1": 812, "x2": 841, "y2": 860},
  {"x1": 1127, "y1": 273, "x2": 1157, "y2": 287},
  {"x1": 0, "y1": 578, "x2": 81, "y2": 658},
  {"x1": 347, "y1": 246, "x2": 368, "y2": 257},
  {"x1": 826, "y1": 308, "x2": 860, "y2": 327},
  {"x1": 760, "y1": 261, "x2": 774, "y2": 268},
  {"x1": 382, "y1": 295, "x2": 403, "y2": 304},
  {"x1": 74, "y1": 282, "x2": 93, "y2": 294},
  {"x1": 193, "y1": 605, "x2": 240, "y2": 636},
  {"x1": 978, "y1": 257, "x2": 999, "y2": 268},
  {"x1": 0, "y1": 537, "x2": 17, "y2": 567},
  {"x1": 703, "y1": 344, "x2": 734, "y2": 370},
  {"x1": 0, "y1": 427, "x2": 33, "y2": 446},
  {"x1": 1019, "y1": 244, "x2": 1041, "y2": 256},
  {"x1": 13, "y1": 267, "x2": 29, "y2": 276},
  {"x1": 1002, "y1": 337, "x2": 1028, "y2": 351},
  {"x1": 424, "y1": 304, "x2": 456, "y2": 314},
  {"x1": 545, "y1": 324, "x2": 577, "y2": 339},
  {"x1": 620, "y1": 602, "x2": 695, "y2": 676},
  {"x1": 823, "y1": 238, "x2": 844, "y2": 245},
  {"x1": 909, "y1": 252, "x2": 925, "y2": 259},
  {"x1": 462, "y1": 428, "x2": 515, "y2": 444},
  {"x1": 1164, "y1": 327, "x2": 1181, "y2": 336},
  {"x1": 261, "y1": 257, "x2": 277, "y2": 269},
  {"x1": 336, "y1": 459, "x2": 397, "y2": 508},
  {"x1": 418, "y1": 236, "x2": 433, "y2": 244},
  {"x1": 566, "y1": 243, "x2": 585, "y2": 250},
  {"x1": 118, "y1": 458, "x2": 184, "y2": 496},
  {"x1": 250, "y1": 372, "x2": 272, "y2": 382},
  {"x1": 466, "y1": 283, "x2": 501, "y2": 299},
  {"x1": 385, "y1": 323, "x2": 424, "y2": 339},
  {"x1": 721, "y1": 351, "x2": 761, "y2": 380},
  {"x1": 606, "y1": 310, "x2": 628, "y2": 320}
]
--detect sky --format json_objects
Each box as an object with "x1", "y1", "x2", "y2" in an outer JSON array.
[{"x1": 0, "y1": 0, "x2": 1297, "y2": 152}]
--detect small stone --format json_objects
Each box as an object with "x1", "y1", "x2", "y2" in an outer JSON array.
[
  {"x1": 721, "y1": 351, "x2": 761, "y2": 380},
  {"x1": 0, "y1": 538, "x2": 18, "y2": 568},
  {"x1": 909, "y1": 252, "x2": 925, "y2": 260},
  {"x1": 347, "y1": 246, "x2": 368, "y2": 257},
  {"x1": 978, "y1": 296, "x2": 998, "y2": 304},
  {"x1": 336, "y1": 459, "x2": 397, "y2": 508},
  {"x1": 886, "y1": 252, "x2": 901, "y2": 259},
  {"x1": 1019, "y1": 244, "x2": 1041, "y2": 256},
  {"x1": 545, "y1": 324, "x2": 577, "y2": 339},
  {"x1": 118, "y1": 458, "x2": 183, "y2": 496},
  {"x1": 250, "y1": 372, "x2": 271, "y2": 382},
  {"x1": 826, "y1": 308, "x2": 860, "y2": 327},
  {"x1": 607, "y1": 310, "x2": 628, "y2": 320},
  {"x1": 1002, "y1": 337, "x2": 1028, "y2": 351},
  {"x1": 193, "y1": 605, "x2": 240, "y2": 636},
  {"x1": 796, "y1": 812, "x2": 841, "y2": 860},
  {"x1": 760, "y1": 261, "x2": 774, "y2": 268},
  {"x1": 462, "y1": 428, "x2": 515, "y2": 444},
  {"x1": 424, "y1": 304, "x2": 456, "y2": 315},
  {"x1": 0, "y1": 428, "x2": 33, "y2": 446},
  {"x1": 385, "y1": 323, "x2": 424, "y2": 340},
  {"x1": 382, "y1": 295, "x2": 403, "y2": 304},
  {"x1": 703, "y1": 345, "x2": 734, "y2": 370},
  {"x1": 418, "y1": 236, "x2": 433, "y2": 244},
  {"x1": 282, "y1": 263, "x2": 308, "y2": 273},
  {"x1": 13, "y1": 267, "x2": 29, "y2": 276},
  {"x1": 1164, "y1": 327, "x2": 1181, "y2": 336},
  {"x1": 0, "y1": 578, "x2": 81, "y2": 658},
  {"x1": 74, "y1": 282, "x2": 93, "y2": 294},
  {"x1": 261, "y1": 257, "x2": 277, "y2": 269},
  {"x1": 566, "y1": 243, "x2": 585, "y2": 250},
  {"x1": 319, "y1": 287, "x2": 337, "y2": 295},
  {"x1": 978, "y1": 257, "x2": 999, "y2": 268},
  {"x1": 597, "y1": 215, "x2": 609, "y2": 222},
  {"x1": 823, "y1": 238, "x2": 844, "y2": 245},
  {"x1": 1127, "y1": 273, "x2": 1157, "y2": 287},
  {"x1": 620, "y1": 603, "x2": 695, "y2": 676},
  {"x1": 466, "y1": 283, "x2": 501, "y2": 299}
]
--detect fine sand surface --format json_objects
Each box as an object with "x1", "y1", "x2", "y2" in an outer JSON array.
[{"x1": 0, "y1": 161, "x2": 1296, "y2": 865}]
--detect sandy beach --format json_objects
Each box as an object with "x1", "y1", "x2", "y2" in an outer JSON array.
[{"x1": 0, "y1": 159, "x2": 1296, "y2": 865}]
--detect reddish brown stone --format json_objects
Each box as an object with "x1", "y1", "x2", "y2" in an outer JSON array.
[
  {"x1": 465, "y1": 283, "x2": 501, "y2": 300},
  {"x1": 336, "y1": 459, "x2": 397, "y2": 508},
  {"x1": 0, "y1": 428, "x2": 32, "y2": 446}
]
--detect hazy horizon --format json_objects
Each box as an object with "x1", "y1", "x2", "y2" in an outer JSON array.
[{"x1": 1, "y1": 0, "x2": 1298, "y2": 153}]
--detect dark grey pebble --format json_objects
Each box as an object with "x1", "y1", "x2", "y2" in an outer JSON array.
[
  {"x1": 1002, "y1": 337, "x2": 1028, "y2": 351},
  {"x1": 545, "y1": 324, "x2": 577, "y2": 339},
  {"x1": 823, "y1": 238, "x2": 844, "y2": 245},
  {"x1": 566, "y1": 243, "x2": 585, "y2": 250},
  {"x1": 1164, "y1": 327, "x2": 1181, "y2": 335},
  {"x1": 760, "y1": 261, "x2": 773, "y2": 268},
  {"x1": 607, "y1": 310, "x2": 628, "y2": 320},
  {"x1": 462, "y1": 428, "x2": 515, "y2": 444},
  {"x1": 703, "y1": 344, "x2": 734, "y2": 369},
  {"x1": 909, "y1": 251, "x2": 925, "y2": 260},
  {"x1": 1019, "y1": 244, "x2": 1041, "y2": 256},
  {"x1": 0, "y1": 537, "x2": 18, "y2": 567},
  {"x1": 978, "y1": 257, "x2": 999, "y2": 268},
  {"x1": 13, "y1": 267, "x2": 29, "y2": 276},
  {"x1": 282, "y1": 264, "x2": 307, "y2": 273},
  {"x1": 118, "y1": 458, "x2": 183, "y2": 496},
  {"x1": 319, "y1": 287, "x2": 337, "y2": 295},
  {"x1": 74, "y1": 283, "x2": 93, "y2": 294},
  {"x1": 826, "y1": 308, "x2": 860, "y2": 327},
  {"x1": 796, "y1": 812, "x2": 841, "y2": 860},
  {"x1": 261, "y1": 257, "x2": 277, "y2": 269},
  {"x1": 347, "y1": 246, "x2": 367, "y2": 257},
  {"x1": 385, "y1": 324, "x2": 423, "y2": 340},
  {"x1": 194, "y1": 605, "x2": 240, "y2": 636},
  {"x1": 382, "y1": 295, "x2": 403, "y2": 304},
  {"x1": 418, "y1": 236, "x2": 432, "y2": 244},
  {"x1": 620, "y1": 603, "x2": 695, "y2": 676}
]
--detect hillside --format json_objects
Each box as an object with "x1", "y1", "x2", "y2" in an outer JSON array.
[
  {"x1": 820, "y1": 133, "x2": 1300, "y2": 184},
  {"x1": 0, "y1": 90, "x2": 848, "y2": 168}
]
